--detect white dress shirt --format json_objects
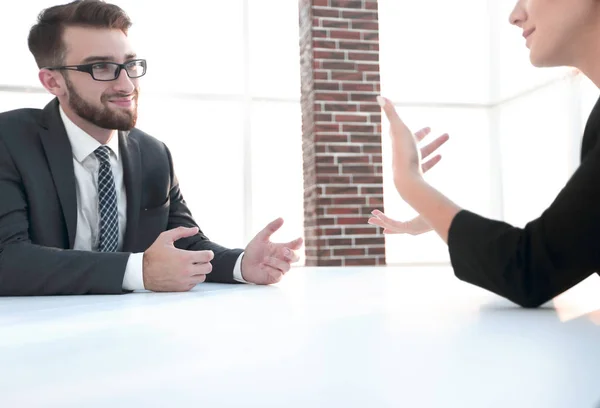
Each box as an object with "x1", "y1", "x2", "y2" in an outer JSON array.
[{"x1": 59, "y1": 106, "x2": 246, "y2": 290}]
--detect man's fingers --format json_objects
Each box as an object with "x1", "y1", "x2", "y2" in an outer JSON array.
[
  {"x1": 256, "y1": 217, "x2": 284, "y2": 242},
  {"x1": 420, "y1": 133, "x2": 449, "y2": 159},
  {"x1": 276, "y1": 246, "x2": 300, "y2": 263},
  {"x1": 421, "y1": 155, "x2": 442, "y2": 173},
  {"x1": 188, "y1": 274, "x2": 208, "y2": 287},
  {"x1": 282, "y1": 237, "x2": 303, "y2": 251},
  {"x1": 263, "y1": 256, "x2": 291, "y2": 274},
  {"x1": 161, "y1": 226, "x2": 199, "y2": 244},
  {"x1": 189, "y1": 261, "x2": 213, "y2": 276},
  {"x1": 185, "y1": 249, "x2": 214, "y2": 264}
]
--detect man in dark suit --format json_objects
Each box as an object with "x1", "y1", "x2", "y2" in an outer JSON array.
[{"x1": 0, "y1": 0, "x2": 303, "y2": 296}]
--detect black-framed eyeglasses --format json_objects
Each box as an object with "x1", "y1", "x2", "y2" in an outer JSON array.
[{"x1": 42, "y1": 59, "x2": 147, "y2": 81}]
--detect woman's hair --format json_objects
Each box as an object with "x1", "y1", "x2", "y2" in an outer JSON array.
[{"x1": 27, "y1": 0, "x2": 132, "y2": 68}]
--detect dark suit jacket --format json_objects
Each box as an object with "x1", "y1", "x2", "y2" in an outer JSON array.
[
  {"x1": 0, "y1": 98, "x2": 243, "y2": 296},
  {"x1": 448, "y1": 95, "x2": 600, "y2": 308}
]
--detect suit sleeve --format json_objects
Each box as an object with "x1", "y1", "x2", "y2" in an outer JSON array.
[
  {"x1": 162, "y1": 145, "x2": 243, "y2": 284},
  {"x1": 448, "y1": 140, "x2": 600, "y2": 308},
  {"x1": 0, "y1": 138, "x2": 130, "y2": 296}
]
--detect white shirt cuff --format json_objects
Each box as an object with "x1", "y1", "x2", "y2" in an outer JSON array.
[
  {"x1": 233, "y1": 252, "x2": 248, "y2": 283},
  {"x1": 122, "y1": 252, "x2": 145, "y2": 291}
]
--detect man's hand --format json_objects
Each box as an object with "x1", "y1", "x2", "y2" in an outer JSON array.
[
  {"x1": 241, "y1": 218, "x2": 303, "y2": 285},
  {"x1": 143, "y1": 227, "x2": 214, "y2": 292}
]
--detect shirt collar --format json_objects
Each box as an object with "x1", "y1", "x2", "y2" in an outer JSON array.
[{"x1": 59, "y1": 104, "x2": 120, "y2": 163}]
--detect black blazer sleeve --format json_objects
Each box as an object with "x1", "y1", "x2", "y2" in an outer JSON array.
[
  {"x1": 448, "y1": 133, "x2": 600, "y2": 308},
  {"x1": 162, "y1": 145, "x2": 243, "y2": 284},
  {"x1": 0, "y1": 138, "x2": 130, "y2": 296}
]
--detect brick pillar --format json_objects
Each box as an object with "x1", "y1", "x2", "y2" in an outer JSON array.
[{"x1": 299, "y1": 0, "x2": 385, "y2": 267}]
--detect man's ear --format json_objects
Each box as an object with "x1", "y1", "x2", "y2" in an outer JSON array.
[{"x1": 38, "y1": 69, "x2": 67, "y2": 97}]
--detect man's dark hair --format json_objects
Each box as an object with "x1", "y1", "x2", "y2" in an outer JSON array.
[{"x1": 28, "y1": 0, "x2": 132, "y2": 68}]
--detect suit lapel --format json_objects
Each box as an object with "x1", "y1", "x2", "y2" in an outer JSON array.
[
  {"x1": 39, "y1": 99, "x2": 78, "y2": 248},
  {"x1": 120, "y1": 131, "x2": 142, "y2": 252}
]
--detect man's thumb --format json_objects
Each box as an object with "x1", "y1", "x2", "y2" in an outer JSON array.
[{"x1": 162, "y1": 226, "x2": 199, "y2": 244}]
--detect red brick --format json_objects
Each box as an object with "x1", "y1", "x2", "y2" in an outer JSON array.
[
  {"x1": 345, "y1": 227, "x2": 378, "y2": 235},
  {"x1": 324, "y1": 186, "x2": 359, "y2": 195},
  {"x1": 315, "y1": 134, "x2": 348, "y2": 142},
  {"x1": 318, "y1": 198, "x2": 333, "y2": 206},
  {"x1": 342, "y1": 124, "x2": 375, "y2": 133},
  {"x1": 327, "y1": 144, "x2": 362, "y2": 153},
  {"x1": 335, "y1": 114, "x2": 369, "y2": 122},
  {"x1": 318, "y1": 259, "x2": 343, "y2": 266},
  {"x1": 368, "y1": 247, "x2": 386, "y2": 256},
  {"x1": 314, "y1": 51, "x2": 346, "y2": 60},
  {"x1": 361, "y1": 139, "x2": 383, "y2": 151},
  {"x1": 350, "y1": 93, "x2": 379, "y2": 103},
  {"x1": 338, "y1": 41, "x2": 378, "y2": 51},
  {"x1": 334, "y1": 248, "x2": 366, "y2": 256},
  {"x1": 314, "y1": 81, "x2": 340, "y2": 91},
  {"x1": 348, "y1": 52, "x2": 379, "y2": 61},
  {"x1": 342, "y1": 83, "x2": 375, "y2": 92},
  {"x1": 315, "y1": 123, "x2": 340, "y2": 132},
  {"x1": 355, "y1": 238, "x2": 384, "y2": 246},
  {"x1": 316, "y1": 155, "x2": 335, "y2": 164},
  {"x1": 328, "y1": 238, "x2": 353, "y2": 246},
  {"x1": 359, "y1": 104, "x2": 381, "y2": 113},
  {"x1": 329, "y1": 30, "x2": 361, "y2": 40},
  {"x1": 326, "y1": 207, "x2": 360, "y2": 215},
  {"x1": 369, "y1": 114, "x2": 382, "y2": 122},
  {"x1": 316, "y1": 217, "x2": 336, "y2": 225},
  {"x1": 351, "y1": 135, "x2": 381, "y2": 144},
  {"x1": 315, "y1": 113, "x2": 333, "y2": 122},
  {"x1": 354, "y1": 175, "x2": 382, "y2": 184},
  {"x1": 315, "y1": 92, "x2": 349, "y2": 102},
  {"x1": 362, "y1": 32, "x2": 379, "y2": 41},
  {"x1": 317, "y1": 165, "x2": 340, "y2": 174},
  {"x1": 337, "y1": 155, "x2": 370, "y2": 164},
  {"x1": 330, "y1": 0, "x2": 362, "y2": 8},
  {"x1": 322, "y1": 61, "x2": 356, "y2": 71},
  {"x1": 356, "y1": 63, "x2": 380, "y2": 72},
  {"x1": 301, "y1": 0, "x2": 384, "y2": 265},
  {"x1": 316, "y1": 175, "x2": 352, "y2": 183},
  {"x1": 361, "y1": 186, "x2": 383, "y2": 194},
  {"x1": 367, "y1": 196, "x2": 384, "y2": 206},
  {"x1": 313, "y1": 39, "x2": 337, "y2": 49},
  {"x1": 346, "y1": 257, "x2": 377, "y2": 266},
  {"x1": 323, "y1": 103, "x2": 358, "y2": 112},
  {"x1": 321, "y1": 19, "x2": 350, "y2": 29},
  {"x1": 332, "y1": 197, "x2": 367, "y2": 206},
  {"x1": 365, "y1": 73, "x2": 380, "y2": 81},
  {"x1": 342, "y1": 10, "x2": 378, "y2": 20},
  {"x1": 341, "y1": 165, "x2": 376, "y2": 174},
  {"x1": 331, "y1": 71, "x2": 363, "y2": 81},
  {"x1": 313, "y1": 8, "x2": 340, "y2": 18},
  {"x1": 312, "y1": 29, "x2": 328, "y2": 38},
  {"x1": 351, "y1": 21, "x2": 379, "y2": 30},
  {"x1": 321, "y1": 227, "x2": 343, "y2": 236}
]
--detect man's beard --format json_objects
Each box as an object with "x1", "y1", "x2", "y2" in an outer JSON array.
[{"x1": 65, "y1": 76, "x2": 138, "y2": 131}]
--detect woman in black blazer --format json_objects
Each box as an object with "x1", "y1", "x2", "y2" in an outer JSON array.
[{"x1": 369, "y1": 0, "x2": 600, "y2": 308}]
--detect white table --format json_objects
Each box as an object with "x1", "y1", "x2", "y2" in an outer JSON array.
[{"x1": 0, "y1": 266, "x2": 599, "y2": 408}]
